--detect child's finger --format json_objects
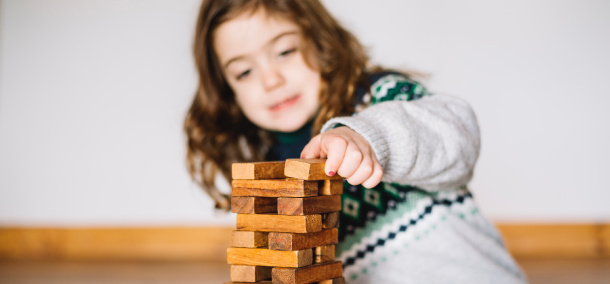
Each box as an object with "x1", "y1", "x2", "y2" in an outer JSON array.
[
  {"x1": 345, "y1": 154, "x2": 374, "y2": 186},
  {"x1": 344, "y1": 142, "x2": 378, "y2": 186},
  {"x1": 322, "y1": 135, "x2": 348, "y2": 176},
  {"x1": 336, "y1": 141, "x2": 363, "y2": 179},
  {"x1": 361, "y1": 160, "x2": 383, "y2": 188},
  {"x1": 300, "y1": 134, "x2": 322, "y2": 159}
]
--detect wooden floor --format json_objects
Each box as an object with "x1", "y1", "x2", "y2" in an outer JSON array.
[{"x1": 0, "y1": 258, "x2": 609, "y2": 284}]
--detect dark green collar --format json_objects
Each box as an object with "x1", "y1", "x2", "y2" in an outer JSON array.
[{"x1": 272, "y1": 119, "x2": 314, "y2": 145}]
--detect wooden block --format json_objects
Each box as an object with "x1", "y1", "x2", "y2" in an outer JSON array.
[
  {"x1": 232, "y1": 187, "x2": 318, "y2": 198},
  {"x1": 272, "y1": 261, "x2": 343, "y2": 284},
  {"x1": 230, "y1": 265, "x2": 272, "y2": 282},
  {"x1": 278, "y1": 195, "x2": 341, "y2": 216},
  {"x1": 322, "y1": 212, "x2": 340, "y2": 229},
  {"x1": 232, "y1": 179, "x2": 319, "y2": 190},
  {"x1": 313, "y1": 245, "x2": 335, "y2": 263},
  {"x1": 231, "y1": 197, "x2": 277, "y2": 214},
  {"x1": 232, "y1": 231, "x2": 269, "y2": 248},
  {"x1": 318, "y1": 180, "x2": 343, "y2": 195},
  {"x1": 284, "y1": 159, "x2": 343, "y2": 180},
  {"x1": 227, "y1": 247, "x2": 312, "y2": 268},
  {"x1": 236, "y1": 214, "x2": 322, "y2": 233},
  {"x1": 232, "y1": 162, "x2": 286, "y2": 180},
  {"x1": 317, "y1": 277, "x2": 345, "y2": 284},
  {"x1": 268, "y1": 228, "x2": 338, "y2": 251},
  {"x1": 232, "y1": 179, "x2": 318, "y2": 198}
]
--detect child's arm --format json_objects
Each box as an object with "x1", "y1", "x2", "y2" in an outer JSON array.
[{"x1": 302, "y1": 93, "x2": 480, "y2": 191}]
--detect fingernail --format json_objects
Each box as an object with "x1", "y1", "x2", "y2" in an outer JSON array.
[
  {"x1": 328, "y1": 171, "x2": 335, "y2": 176},
  {"x1": 300, "y1": 155, "x2": 306, "y2": 159}
]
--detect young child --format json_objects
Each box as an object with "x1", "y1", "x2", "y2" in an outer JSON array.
[{"x1": 185, "y1": 0, "x2": 527, "y2": 283}]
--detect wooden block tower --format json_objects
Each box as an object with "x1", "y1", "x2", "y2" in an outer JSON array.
[{"x1": 225, "y1": 159, "x2": 345, "y2": 284}]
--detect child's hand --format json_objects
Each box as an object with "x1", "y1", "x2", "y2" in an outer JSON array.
[{"x1": 300, "y1": 126, "x2": 383, "y2": 188}]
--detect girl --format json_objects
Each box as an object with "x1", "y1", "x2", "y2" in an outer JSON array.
[{"x1": 185, "y1": 0, "x2": 527, "y2": 283}]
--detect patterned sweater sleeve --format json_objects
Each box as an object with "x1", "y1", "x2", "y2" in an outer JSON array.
[{"x1": 320, "y1": 74, "x2": 481, "y2": 191}]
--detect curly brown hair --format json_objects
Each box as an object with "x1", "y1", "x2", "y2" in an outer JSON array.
[{"x1": 185, "y1": 0, "x2": 370, "y2": 210}]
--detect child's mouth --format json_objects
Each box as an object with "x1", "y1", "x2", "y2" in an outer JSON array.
[{"x1": 269, "y1": 95, "x2": 300, "y2": 112}]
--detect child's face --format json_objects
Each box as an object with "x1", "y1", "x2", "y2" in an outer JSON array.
[{"x1": 214, "y1": 9, "x2": 321, "y2": 132}]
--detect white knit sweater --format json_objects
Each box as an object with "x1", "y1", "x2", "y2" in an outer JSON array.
[{"x1": 320, "y1": 75, "x2": 527, "y2": 284}]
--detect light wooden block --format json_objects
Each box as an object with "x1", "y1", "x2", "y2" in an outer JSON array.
[
  {"x1": 313, "y1": 245, "x2": 335, "y2": 263},
  {"x1": 272, "y1": 261, "x2": 343, "y2": 284},
  {"x1": 322, "y1": 212, "x2": 340, "y2": 229},
  {"x1": 236, "y1": 214, "x2": 322, "y2": 233},
  {"x1": 227, "y1": 247, "x2": 312, "y2": 268},
  {"x1": 230, "y1": 265, "x2": 272, "y2": 282},
  {"x1": 231, "y1": 197, "x2": 277, "y2": 214},
  {"x1": 318, "y1": 180, "x2": 343, "y2": 195},
  {"x1": 278, "y1": 195, "x2": 341, "y2": 216},
  {"x1": 232, "y1": 179, "x2": 319, "y2": 190},
  {"x1": 318, "y1": 277, "x2": 345, "y2": 284},
  {"x1": 232, "y1": 179, "x2": 318, "y2": 198},
  {"x1": 232, "y1": 162, "x2": 286, "y2": 180},
  {"x1": 232, "y1": 231, "x2": 269, "y2": 248},
  {"x1": 284, "y1": 159, "x2": 343, "y2": 180},
  {"x1": 268, "y1": 228, "x2": 338, "y2": 251}
]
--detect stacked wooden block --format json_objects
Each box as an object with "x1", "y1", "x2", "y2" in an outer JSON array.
[{"x1": 225, "y1": 159, "x2": 345, "y2": 284}]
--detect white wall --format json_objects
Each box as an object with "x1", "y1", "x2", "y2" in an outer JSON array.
[{"x1": 0, "y1": 0, "x2": 608, "y2": 226}]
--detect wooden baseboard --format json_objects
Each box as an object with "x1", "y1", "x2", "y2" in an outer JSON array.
[
  {"x1": 0, "y1": 227, "x2": 233, "y2": 261},
  {"x1": 498, "y1": 224, "x2": 608, "y2": 258},
  {"x1": 0, "y1": 224, "x2": 608, "y2": 261}
]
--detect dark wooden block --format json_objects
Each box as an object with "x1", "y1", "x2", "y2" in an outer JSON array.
[
  {"x1": 231, "y1": 197, "x2": 277, "y2": 214},
  {"x1": 272, "y1": 261, "x2": 343, "y2": 284},
  {"x1": 278, "y1": 195, "x2": 341, "y2": 216},
  {"x1": 313, "y1": 245, "x2": 335, "y2": 263},
  {"x1": 268, "y1": 228, "x2": 338, "y2": 251},
  {"x1": 322, "y1": 212, "x2": 340, "y2": 229}
]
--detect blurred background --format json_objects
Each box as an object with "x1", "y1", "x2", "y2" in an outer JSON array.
[{"x1": 1, "y1": 0, "x2": 609, "y2": 283}]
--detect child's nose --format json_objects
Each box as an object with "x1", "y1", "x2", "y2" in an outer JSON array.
[{"x1": 261, "y1": 67, "x2": 285, "y2": 92}]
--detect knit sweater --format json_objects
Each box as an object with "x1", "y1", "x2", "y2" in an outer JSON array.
[{"x1": 268, "y1": 73, "x2": 527, "y2": 284}]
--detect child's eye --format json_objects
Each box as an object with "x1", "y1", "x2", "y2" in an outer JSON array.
[
  {"x1": 236, "y1": 69, "x2": 251, "y2": 80},
  {"x1": 279, "y1": 48, "x2": 296, "y2": 57}
]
